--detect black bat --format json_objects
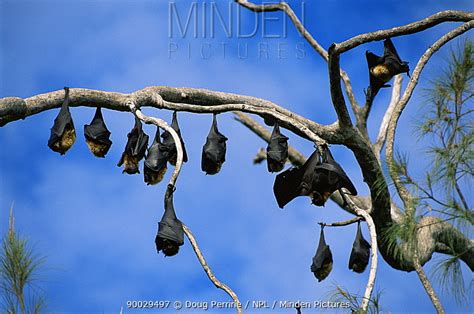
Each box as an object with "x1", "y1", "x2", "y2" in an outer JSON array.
[
  {"x1": 84, "y1": 107, "x2": 112, "y2": 158},
  {"x1": 144, "y1": 127, "x2": 168, "y2": 185},
  {"x1": 348, "y1": 221, "x2": 371, "y2": 273},
  {"x1": 161, "y1": 111, "x2": 188, "y2": 166},
  {"x1": 201, "y1": 114, "x2": 228, "y2": 175},
  {"x1": 366, "y1": 38, "x2": 409, "y2": 101},
  {"x1": 48, "y1": 87, "x2": 76, "y2": 155},
  {"x1": 117, "y1": 117, "x2": 149, "y2": 174},
  {"x1": 155, "y1": 185, "x2": 184, "y2": 257},
  {"x1": 273, "y1": 149, "x2": 321, "y2": 208},
  {"x1": 311, "y1": 145, "x2": 357, "y2": 206},
  {"x1": 266, "y1": 122, "x2": 289, "y2": 173},
  {"x1": 311, "y1": 226, "x2": 333, "y2": 282}
]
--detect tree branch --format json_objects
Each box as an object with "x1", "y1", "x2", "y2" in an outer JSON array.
[
  {"x1": 386, "y1": 21, "x2": 473, "y2": 207},
  {"x1": 182, "y1": 223, "x2": 242, "y2": 314},
  {"x1": 0, "y1": 86, "x2": 346, "y2": 144},
  {"x1": 333, "y1": 10, "x2": 473, "y2": 54},
  {"x1": 235, "y1": 0, "x2": 361, "y2": 120},
  {"x1": 374, "y1": 75, "x2": 403, "y2": 160}
]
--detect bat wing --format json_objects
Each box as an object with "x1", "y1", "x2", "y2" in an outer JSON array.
[
  {"x1": 48, "y1": 88, "x2": 74, "y2": 147},
  {"x1": 299, "y1": 149, "x2": 322, "y2": 196},
  {"x1": 156, "y1": 186, "x2": 184, "y2": 256},
  {"x1": 384, "y1": 38, "x2": 410, "y2": 75},
  {"x1": 320, "y1": 147, "x2": 357, "y2": 195},
  {"x1": 273, "y1": 167, "x2": 304, "y2": 208},
  {"x1": 201, "y1": 115, "x2": 228, "y2": 174},
  {"x1": 348, "y1": 223, "x2": 371, "y2": 273},
  {"x1": 145, "y1": 128, "x2": 168, "y2": 171},
  {"x1": 84, "y1": 107, "x2": 112, "y2": 144},
  {"x1": 266, "y1": 122, "x2": 289, "y2": 172},
  {"x1": 311, "y1": 228, "x2": 333, "y2": 282},
  {"x1": 383, "y1": 38, "x2": 402, "y2": 63}
]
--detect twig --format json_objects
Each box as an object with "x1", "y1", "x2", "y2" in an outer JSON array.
[
  {"x1": 182, "y1": 223, "x2": 243, "y2": 314},
  {"x1": 235, "y1": 0, "x2": 360, "y2": 121},
  {"x1": 386, "y1": 21, "x2": 473, "y2": 207},
  {"x1": 334, "y1": 11, "x2": 473, "y2": 54},
  {"x1": 375, "y1": 75, "x2": 403, "y2": 159},
  {"x1": 342, "y1": 193, "x2": 378, "y2": 312},
  {"x1": 318, "y1": 217, "x2": 363, "y2": 228}
]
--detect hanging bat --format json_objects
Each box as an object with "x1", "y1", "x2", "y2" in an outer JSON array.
[
  {"x1": 161, "y1": 111, "x2": 188, "y2": 166},
  {"x1": 201, "y1": 114, "x2": 228, "y2": 175},
  {"x1": 266, "y1": 122, "x2": 289, "y2": 173},
  {"x1": 84, "y1": 107, "x2": 112, "y2": 157},
  {"x1": 155, "y1": 185, "x2": 184, "y2": 256},
  {"x1": 366, "y1": 38, "x2": 409, "y2": 101},
  {"x1": 311, "y1": 145, "x2": 358, "y2": 206},
  {"x1": 273, "y1": 149, "x2": 321, "y2": 208},
  {"x1": 48, "y1": 87, "x2": 76, "y2": 155},
  {"x1": 348, "y1": 221, "x2": 371, "y2": 273},
  {"x1": 144, "y1": 127, "x2": 168, "y2": 185},
  {"x1": 117, "y1": 117, "x2": 149, "y2": 174},
  {"x1": 311, "y1": 226, "x2": 333, "y2": 282}
]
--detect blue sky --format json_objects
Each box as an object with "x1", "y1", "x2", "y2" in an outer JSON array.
[{"x1": 0, "y1": 0, "x2": 472, "y2": 313}]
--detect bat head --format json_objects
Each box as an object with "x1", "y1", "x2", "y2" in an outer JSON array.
[
  {"x1": 155, "y1": 185, "x2": 184, "y2": 256},
  {"x1": 120, "y1": 154, "x2": 140, "y2": 174}
]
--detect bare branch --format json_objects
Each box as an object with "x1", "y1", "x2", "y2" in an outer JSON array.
[
  {"x1": 375, "y1": 75, "x2": 403, "y2": 159},
  {"x1": 0, "y1": 87, "x2": 345, "y2": 145},
  {"x1": 334, "y1": 10, "x2": 473, "y2": 54},
  {"x1": 182, "y1": 223, "x2": 242, "y2": 314},
  {"x1": 235, "y1": 0, "x2": 361, "y2": 119},
  {"x1": 386, "y1": 21, "x2": 473, "y2": 206},
  {"x1": 234, "y1": 112, "x2": 306, "y2": 165},
  {"x1": 318, "y1": 217, "x2": 363, "y2": 228},
  {"x1": 413, "y1": 248, "x2": 445, "y2": 313},
  {"x1": 344, "y1": 196, "x2": 378, "y2": 312},
  {"x1": 234, "y1": 0, "x2": 327, "y2": 59},
  {"x1": 328, "y1": 45, "x2": 354, "y2": 127}
]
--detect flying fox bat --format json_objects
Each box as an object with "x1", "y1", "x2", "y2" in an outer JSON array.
[
  {"x1": 48, "y1": 87, "x2": 76, "y2": 155},
  {"x1": 266, "y1": 122, "x2": 289, "y2": 173},
  {"x1": 348, "y1": 221, "x2": 371, "y2": 273},
  {"x1": 202, "y1": 114, "x2": 228, "y2": 175},
  {"x1": 366, "y1": 38, "x2": 410, "y2": 101},
  {"x1": 84, "y1": 107, "x2": 112, "y2": 158},
  {"x1": 273, "y1": 149, "x2": 321, "y2": 208},
  {"x1": 311, "y1": 145, "x2": 358, "y2": 206},
  {"x1": 311, "y1": 226, "x2": 333, "y2": 282},
  {"x1": 117, "y1": 117, "x2": 149, "y2": 174},
  {"x1": 161, "y1": 111, "x2": 188, "y2": 166},
  {"x1": 144, "y1": 127, "x2": 168, "y2": 185},
  {"x1": 155, "y1": 185, "x2": 184, "y2": 257}
]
